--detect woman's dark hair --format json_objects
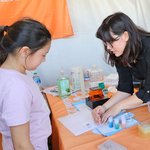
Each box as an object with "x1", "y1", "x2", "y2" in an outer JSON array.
[
  {"x1": 0, "y1": 18, "x2": 51, "y2": 65},
  {"x1": 96, "y1": 12, "x2": 150, "y2": 67}
]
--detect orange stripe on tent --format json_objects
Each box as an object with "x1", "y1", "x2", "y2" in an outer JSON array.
[{"x1": 0, "y1": 0, "x2": 74, "y2": 39}]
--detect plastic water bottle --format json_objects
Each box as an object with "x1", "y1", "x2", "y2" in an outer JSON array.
[
  {"x1": 71, "y1": 68, "x2": 81, "y2": 91},
  {"x1": 32, "y1": 72, "x2": 42, "y2": 89},
  {"x1": 84, "y1": 69, "x2": 90, "y2": 91},
  {"x1": 57, "y1": 70, "x2": 71, "y2": 99},
  {"x1": 71, "y1": 67, "x2": 85, "y2": 96},
  {"x1": 89, "y1": 65, "x2": 104, "y2": 87}
]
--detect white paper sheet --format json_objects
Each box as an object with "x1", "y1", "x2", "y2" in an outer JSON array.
[
  {"x1": 42, "y1": 86, "x2": 59, "y2": 96},
  {"x1": 58, "y1": 108, "x2": 96, "y2": 136}
]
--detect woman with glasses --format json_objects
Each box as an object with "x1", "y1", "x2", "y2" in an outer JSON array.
[{"x1": 92, "y1": 12, "x2": 150, "y2": 124}]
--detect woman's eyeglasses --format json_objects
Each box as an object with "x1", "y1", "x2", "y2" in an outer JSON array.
[{"x1": 103, "y1": 35, "x2": 121, "y2": 48}]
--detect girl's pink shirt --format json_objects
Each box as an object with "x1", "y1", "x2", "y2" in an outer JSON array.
[{"x1": 0, "y1": 68, "x2": 51, "y2": 150}]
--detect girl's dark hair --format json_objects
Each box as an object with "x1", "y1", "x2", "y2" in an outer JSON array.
[
  {"x1": 96, "y1": 12, "x2": 150, "y2": 67},
  {"x1": 0, "y1": 18, "x2": 51, "y2": 65}
]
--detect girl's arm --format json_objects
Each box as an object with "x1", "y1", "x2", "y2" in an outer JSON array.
[{"x1": 10, "y1": 122, "x2": 34, "y2": 150}]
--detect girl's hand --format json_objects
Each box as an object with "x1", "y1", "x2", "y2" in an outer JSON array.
[
  {"x1": 101, "y1": 105, "x2": 121, "y2": 123},
  {"x1": 92, "y1": 105, "x2": 106, "y2": 124}
]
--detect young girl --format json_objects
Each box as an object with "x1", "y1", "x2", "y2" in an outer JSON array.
[
  {"x1": 0, "y1": 18, "x2": 52, "y2": 150},
  {"x1": 92, "y1": 12, "x2": 150, "y2": 124}
]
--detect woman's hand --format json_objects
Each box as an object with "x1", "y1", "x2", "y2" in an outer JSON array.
[
  {"x1": 92, "y1": 105, "x2": 106, "y2": 124},
  {"x1": 101, "y1": 105, "x2": 121, "y2": 123},
  {"x1": 101, "y1": 94, "x2": 143, "y2": 123}
]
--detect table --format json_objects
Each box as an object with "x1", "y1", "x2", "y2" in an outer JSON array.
[{"x1": 46, "y1": 93, "x2": 150, "y2": 150}]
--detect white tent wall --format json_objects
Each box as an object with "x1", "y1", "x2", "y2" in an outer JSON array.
[{"x1": 36, "y1": 0, "x2": 150, "y2": 87}]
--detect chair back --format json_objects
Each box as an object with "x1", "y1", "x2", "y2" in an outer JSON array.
[{"x1": 0, "y1": 134, "x2": 2, "y2": 150}]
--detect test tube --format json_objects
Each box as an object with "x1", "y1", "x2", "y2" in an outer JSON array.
[
  {"x1": 114, "y1": 118, "x2": 120, "y2": 129},
  {"x1": 120, "y1": 116, "x2": 126, "y2": 128},
  {"x1": 108, "y1": 116, "x2": 113, "y2": 128}
]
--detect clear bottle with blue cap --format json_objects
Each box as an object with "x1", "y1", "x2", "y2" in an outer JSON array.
[{"x1": 32, "y1": 72, "x2": 42, "y2": 89}]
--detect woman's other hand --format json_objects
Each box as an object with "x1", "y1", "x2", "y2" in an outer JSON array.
[{"x1": 92, "y1": 105, "x2": 106, "y2": 124}]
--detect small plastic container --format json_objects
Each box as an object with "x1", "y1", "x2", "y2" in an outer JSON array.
[
  {"x1": 88, "y1": 87, "x2": 104, "y2": 101},
  {"x1": 138, "y1": 120, "x2": 150, "y2": 138},
  {"x1": 114, "y1": 118, "x2": 120, "y2": 129},
  {"x1": 120, "y1": 116, "x2": 126, "y2": 129},
  {"x1": 98, "y1": 140, "x2": 127, "y2": 150},
  {"x1": 108, "y1": 116, "x2": 113, "y2": 128}
]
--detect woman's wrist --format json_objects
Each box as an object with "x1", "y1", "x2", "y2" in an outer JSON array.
[{"x1": 101, "y1": 105, "x2": 107, "y2": 113}]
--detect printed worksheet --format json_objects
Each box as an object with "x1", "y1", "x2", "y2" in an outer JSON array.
[{"x1": 58, "y1": 108, "x2": 96, "y2": 136}]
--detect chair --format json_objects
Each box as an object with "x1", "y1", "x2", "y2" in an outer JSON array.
[{"x1": 0, "y1": 134, "x2": 2, "y2": 150}]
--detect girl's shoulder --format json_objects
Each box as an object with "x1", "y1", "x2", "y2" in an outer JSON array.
[{"x1": 0, "y1": 68, "x2": 30, "y2": 89}]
